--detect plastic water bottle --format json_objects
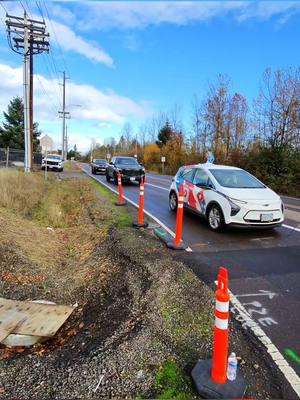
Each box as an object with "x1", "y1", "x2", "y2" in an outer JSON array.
[{"x1": 227, "y1": 352, "x2": 238, "y2": 381}]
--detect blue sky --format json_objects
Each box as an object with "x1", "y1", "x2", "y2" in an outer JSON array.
[{"x1": 0, "y1": 1, "x2": 300, "y2": 152}]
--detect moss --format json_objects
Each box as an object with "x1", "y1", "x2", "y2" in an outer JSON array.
[
  {"x1": 155, "y1": 359, "x2": 193, "y2": 400},
  {"x1": 89, "y1": 179, "x2": 132, "y2": 228}
]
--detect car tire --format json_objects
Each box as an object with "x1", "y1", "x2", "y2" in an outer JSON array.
[
  {"x1": 106, "y1": 172, "x2": 111, "y2": 182},
  {"x1": 207, "y1": 204, "x2": 225, "y2": 231},
  {"x1": 169, "y1": 191, "x2": 178, "y2": 212}
]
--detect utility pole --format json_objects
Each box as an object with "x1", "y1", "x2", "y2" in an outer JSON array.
[
  {"x1": 58, "y1": 72, "x2": 70, "y2": 160},
  {"x1": 6, "y1": 11, "x2": 49, "y2": 172}
]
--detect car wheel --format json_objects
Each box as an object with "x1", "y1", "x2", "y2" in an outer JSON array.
[
  {"x1": 207, "y1": 204, "x2": 225, "y2": 231},
  {"x1": 106, "y1": 172, "x2": 111, "y2": 182},
  {"x1": 169, "y1": 191, "x2": 178, "y2": 212}
]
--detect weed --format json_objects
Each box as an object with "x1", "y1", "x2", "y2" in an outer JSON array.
[{"x1": 155, "y1": 359, "x2": 193, "y2": 399}]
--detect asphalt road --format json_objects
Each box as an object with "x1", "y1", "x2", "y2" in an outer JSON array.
[{"x1": 82, "y1": 165, "x2": 300, "y2": 382}]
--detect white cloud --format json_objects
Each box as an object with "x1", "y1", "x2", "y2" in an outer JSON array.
[
  {"x1": 76, "y1": 1, "x2": 300, "y2": 31},
  {"x1": 0, "y1": 63, "x2": 150, "y2": 151},
  {"x1": 48, "y1": 19, "x2": 114, "y2": 66}
]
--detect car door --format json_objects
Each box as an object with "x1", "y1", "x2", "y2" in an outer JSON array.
[
  {"x1": 176, "y1": 167, "x2": 196, "y2": 207},
  {"x1": 109, "y1": 157, "x2": 116, "y2": 177},
  {"x1": 191, "y1": 168, "x2": 213, "y2": 215}
]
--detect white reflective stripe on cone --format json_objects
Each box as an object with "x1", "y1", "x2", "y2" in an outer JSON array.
[
  {"x1": 215, "y1": 300, "x2": 229, "y2": 313},
  {"x1": 140, "y1": 192, "x2": 144, "y2": 196},
  {"x1": 140, "y1": 186, "x2": 144, "y2": 190},
  {"x1": 178, "y1": 196, "x2": 184, "y2": 201},
  {"x1": 215, "y1": 316, "x2": 228, "y2": 330},
  {"x1": 178, "y1": 204, "x2": 183, "y2": 209}
]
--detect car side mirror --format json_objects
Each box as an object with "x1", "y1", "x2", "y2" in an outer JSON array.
[{"x1": 109, "y1": 162, "x2": 114, "y2": 165}]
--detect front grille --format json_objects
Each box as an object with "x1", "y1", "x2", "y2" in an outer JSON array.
[
  {"x1": 123, "y1": 169, "x2": 140, "y2": 177},
  {"x1": 244, "y1": 218, "x2": 281, "y2": 223},
  {"x1": 46, "y1": 161, "x2": 59, "y2": 166}
]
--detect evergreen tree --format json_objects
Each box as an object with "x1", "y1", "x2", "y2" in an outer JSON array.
[
  {"x1": 0, "y1": 96, "x2": 41, "y2": 150},
  {"x1": 156, "y1": 121, "x2": 173, "y2": 148}
]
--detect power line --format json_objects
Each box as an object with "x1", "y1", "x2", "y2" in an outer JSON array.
[
  {"x1": 42, "y1": 1, "x2": 70, "y2": 78},
  {"x1": 35, "y1": 73, "x2": 59, "y2": 116}
]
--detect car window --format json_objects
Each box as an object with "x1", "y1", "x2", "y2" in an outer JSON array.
[
  {"x1": 111, "y1": 157, "x2": 116, "y2": 164},
  {"x1": 193, "y1": 168, "x2": 209, "y2": 186},
  {"x1": 209, "y1": 169, "x2": 265, "y2": 188},
  {"x1": 180, "y1": 167, "x2": 195, "y2": 183},
  {"x1": 116, "y1": 158, "x2": 139, "y2": 165}
]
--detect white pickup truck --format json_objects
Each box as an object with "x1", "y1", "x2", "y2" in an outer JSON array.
[{"x1": 41, "y1": 154, "x2": 64, "y2": 172}]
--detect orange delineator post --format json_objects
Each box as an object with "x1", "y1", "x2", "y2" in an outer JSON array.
[
  {"x1": 174, "y1": 183, "x2": 184, "y2": 246},
  {"x1": 211, "y1": 267, "x2": 230, "y2": 384},
  {"x1": 116, "y1": 172, "x2": 126, "y2": 206},
  {"x1": 133, "y1": 177, "x2": 148, "y2": 228},
  {"x1": 138, "y1": 177, "x2": 145, "y2": 225}
]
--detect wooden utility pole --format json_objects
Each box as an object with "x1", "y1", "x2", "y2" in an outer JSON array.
[
  {"x1": 58, "y1": 72, "x2": 70, "y2": 160},
  {"x1": 5, "y1": 11, "x2": 49, "y2": 172}
]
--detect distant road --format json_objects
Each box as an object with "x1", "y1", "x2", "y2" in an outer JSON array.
[{"x1": 82, "y1": 165, "x2": 300, "y2": 388}]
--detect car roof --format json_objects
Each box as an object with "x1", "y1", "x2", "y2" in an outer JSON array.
[
  {"x1": 115, "y1": 156, "x2": 136, "y2": 159},
  {"x1": 182, "y1": 163, "x2": 242, "y2": 171}
]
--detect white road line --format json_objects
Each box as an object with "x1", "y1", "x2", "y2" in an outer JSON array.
[
  {"x1": 283, "y1": 224, "x2": 300, "y2": 233},
  {"x1": 146, "y1": 182, "x2": 169, "y2": 191},
  {"x1": 83, "y1": 168, "x2": 192, "y2": 252},
  {"x1": 229, "y1": 285, "x2": 300, "y2": 398},
  {"x1": 147, "y1": 174, "x2": 172, "y2": 181}
]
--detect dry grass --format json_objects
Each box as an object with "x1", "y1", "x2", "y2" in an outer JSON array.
[{"x1": 0, "y1": 169, "x2": 45, "y2": 217}]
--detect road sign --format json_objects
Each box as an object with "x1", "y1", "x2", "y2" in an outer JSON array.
[
  {"x1": 106, "y1": 153, "x2": 111, "y2": 160},
  {"x1": 161, "y1": 156, "x2": 166, "y2": 163}
]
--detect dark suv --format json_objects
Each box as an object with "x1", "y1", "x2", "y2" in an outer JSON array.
[
  {"x1": 106, "y1": 156, "x2": 145, "y2": 184},
  {"x1": 91, "y1": 158, "x2": 108, "y2": 174}
]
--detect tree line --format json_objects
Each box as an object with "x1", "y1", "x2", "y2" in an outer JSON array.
[{"x1": 89, "y1": 67, "x2": 300, "y2": 196}]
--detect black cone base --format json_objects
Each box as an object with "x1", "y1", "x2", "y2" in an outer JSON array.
[
  {"x1": 133, "y1": 221, "x2": 149, "y2": 228},
  {"x1": 191, "y1": 359, "x2": 247, "y2": 399},
  {"x1": 115, "y1": 201, "x2": 126, "y2": 206},
  {"x1": 154, "y1": 228, "x2": 186, "y2": 250}
]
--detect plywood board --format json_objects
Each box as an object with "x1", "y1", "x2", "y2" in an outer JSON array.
[{"x1": 0, "y1": 298, "x2": 74, "y2": 338}]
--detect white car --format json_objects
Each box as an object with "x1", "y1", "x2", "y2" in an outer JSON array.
[
  {"x1": 41, "y1": 154, "x2": 64, "y2": 172},
  {"x1": 169, "y1": 164, "x2": 284, "y2": 231}
]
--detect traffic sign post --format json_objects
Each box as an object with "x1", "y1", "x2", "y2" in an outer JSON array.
[{"x1": 161, "y1": 156, "x2": 166, "y2": 174}]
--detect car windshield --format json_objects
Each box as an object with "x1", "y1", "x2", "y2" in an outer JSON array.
[
  {"x1": 94, "y1": 159, "x2": 106, "y2": 165},
  {"x1": 116, "y1": 158, "x2": 139, "y2": 165},
  {"x1": 209, "y1": 169, "x2": 265, "y2": 189},
  {"x1": 47, "y1": 155, "x2": 61, "y2": 160}
]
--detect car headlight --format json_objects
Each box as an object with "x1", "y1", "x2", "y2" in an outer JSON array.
[
  {"x1": 42, "y1": 159, "x2": 46, "y2": 164},
  {"x1": 227, "y1": 196, "x2": 248, "y2": 204},
  {"x1": 225, "y1": 196, "x2": 246, "y2": 216}
]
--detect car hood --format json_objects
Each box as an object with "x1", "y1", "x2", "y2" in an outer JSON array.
[{"x1": 219, "y1": 187, "x2": 280, "y2": 202}]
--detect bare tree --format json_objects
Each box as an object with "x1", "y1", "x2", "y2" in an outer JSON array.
[
  {"x1": 253, "y1": 68, "x2": 300, "y2": 147},
  {"x1": 169, "y1": 103, "x2": 183, "y2": 133}
]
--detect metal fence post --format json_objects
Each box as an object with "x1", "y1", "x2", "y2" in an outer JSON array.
[{"x1": 6, "y1": 147, "x2": 9, "y2": 168}]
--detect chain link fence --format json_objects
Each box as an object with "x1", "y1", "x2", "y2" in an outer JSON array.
[{"x1": 0, "y1": 148, "x2": 43, "y2": 169}]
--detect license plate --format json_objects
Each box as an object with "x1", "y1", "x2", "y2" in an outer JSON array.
[
  {"x1": 260, "y1": 213, "x2": 273, "y2": 222},
  {"x1": 130, "y1": 177, "x2": 135, "y2": 181}
]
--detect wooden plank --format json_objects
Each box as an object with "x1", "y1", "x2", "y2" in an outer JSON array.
[
  {"x1": 0, "y1": 298, "x2": 74, "y2": 337},
  {"x1": 0, "y1": 318, "x2": 26, "y2": 342}
]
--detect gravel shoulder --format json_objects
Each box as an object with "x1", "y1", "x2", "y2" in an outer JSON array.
[{"x1": 0, "y1": 170, "x2": 289, "y2": 399}]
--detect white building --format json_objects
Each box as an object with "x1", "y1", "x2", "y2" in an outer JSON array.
[{"x1": 40, "y1": 135, "x2": 54, "y2": 154}]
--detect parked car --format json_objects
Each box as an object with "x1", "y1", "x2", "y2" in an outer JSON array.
[
  {"x1": 91, "y1": 158, "x2": 108, "y2": 174},
  {"x1": 169, "y1": 164, "x2": 284, "y2": 231},
  {"x1": 106, "y1": 156, "x2": 145, "y2": 184},
  {"x1": 41, "y1": 154, "x2": 64, "y2": 172}
]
